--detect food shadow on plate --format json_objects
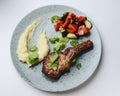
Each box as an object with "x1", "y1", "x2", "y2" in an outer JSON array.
[{"x1": 42, "y1": 73, "x2": 58, "y2": 82}]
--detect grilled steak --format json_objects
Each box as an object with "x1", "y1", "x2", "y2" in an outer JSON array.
[{"x1": 42, "y1": 40, "x2": 93, "y2": 79}]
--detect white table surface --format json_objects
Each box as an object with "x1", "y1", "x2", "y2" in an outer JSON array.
[{"x1": 0, "y1": 0, "x2": 120, "y2": 96}]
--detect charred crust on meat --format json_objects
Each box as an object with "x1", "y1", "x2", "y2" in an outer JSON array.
[{"x1": 42, "y1": 40, "x2": 93, "y2": 79}]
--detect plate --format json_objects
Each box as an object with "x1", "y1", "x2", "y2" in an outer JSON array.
[{"x1": 10, "y1": 5, "x2": 102, "y2": 92}]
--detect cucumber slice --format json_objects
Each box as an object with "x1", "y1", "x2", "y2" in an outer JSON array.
[
  {"x1": 67, "y1": 33, "x2": 77, "y2": 39},
  {"x1": 85, "y1": 20, "x2": 92, "y2": 29}
]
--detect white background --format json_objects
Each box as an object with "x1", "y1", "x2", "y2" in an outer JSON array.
[{"x1": 0, "y1": 0, "x2": 120, "y2": 96}]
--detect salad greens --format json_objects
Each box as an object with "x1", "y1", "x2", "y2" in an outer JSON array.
[
  {"x1": 49, "y1": 38, "x2": 59, "y2": 44},
  {"x1": 28, "y1": 52, "x2": 38, "y2": 64},
  {"x1": 59, "y1": 37, "x2": 69, "y2": 44},
  {"x1": 50, "y1": 53, "x2": 59, "y2": 63},
  {"x1": 54, "y1": 42, "x2": 65, "y2": 52},
  {"x1": 76, "y1": 63, "x2": 82, "y2": 70},
  {"x1": 49, "y1": 37, "x2": 69, "y2": 52},
  {"x1": 70, "y1": 40, "x2": 79, "y2": 46},
  {"x1": 49, "y1": 53, "x2": 59, "y2": 71},
  {"x1": 29, "y1": 45, "x2": 38, "y2": 52},
  {"x1": 51, "y1": 16, "x2": 61, "y2": 23},
  {"x1": 71, "y1": 58, "x2": 77, "y2": 66},
  {"x1": 49, "y1": 61, "x2": 58, "y2": 70}
]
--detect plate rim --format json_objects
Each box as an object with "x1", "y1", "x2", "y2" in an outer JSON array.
[{"x1": 10, "y1": 4, "x2": 102, "y2": 92}]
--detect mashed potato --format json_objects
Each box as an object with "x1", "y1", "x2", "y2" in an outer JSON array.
[
  {"x1": 16, "y1": 19, "x2": 50, "y2": 67},
  {"x1": 16, "y1": 19, "x2": 41, "y2": 63},
  {"x1": 37, "y1": 31, "x2": 50, "y2": 61}
]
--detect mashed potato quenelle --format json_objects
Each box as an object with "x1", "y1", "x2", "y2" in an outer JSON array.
[
  {"x1": 16, "y1": 19, "x2": 50, "y2": 67},
  {"x1": 37, "y1": 31, "x2": 50, "y2": 62}
]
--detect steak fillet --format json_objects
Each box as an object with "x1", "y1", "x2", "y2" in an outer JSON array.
[{"x1": 42, "y1": 40, "x2": 93, "y2": 79}]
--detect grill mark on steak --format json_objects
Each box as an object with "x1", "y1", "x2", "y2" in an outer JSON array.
[{"x1": 42, "y1": 40, "x2": 93, "y2": 79}]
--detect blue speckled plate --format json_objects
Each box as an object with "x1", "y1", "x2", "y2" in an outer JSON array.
[{"x1": 10, "y1": 5, "x2": 102, "y2": 92}]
